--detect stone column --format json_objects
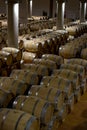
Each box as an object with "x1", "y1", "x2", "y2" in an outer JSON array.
[
  {"x1": 28, "y1": 0, "x2": 33, "y2": 18},
  {"x1": 80, "y1": 0, "x2": 87, "y2": 22},
  {"x1": 6, "y1": 0, "x2": 19, "y2": 48},
  {"x1": 49, "y1": 0, "x2": 53, "y2": 18},
  {"x1": 56, "y1": 0, "x2": 65, "y2": 30}
]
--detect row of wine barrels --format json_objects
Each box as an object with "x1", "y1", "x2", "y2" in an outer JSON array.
[
  {"x1": 40, "y1": 76, "x2": 73, "y2": 99},
  {"x1": 64, "y1": 58, "x2": 87, "y2": 74},
  {"x1": 59, "y1": 45, "x2": 80, "y2": 59},
  {"x1": 0, "y1": 77, "x2": 28, "y2": 96},
  {"x1": 0, "y1": 108, "x2": 40, "y2": 130},
  {"x1": 33, "y1": 58, "x2": 57, "y2": 73},
  {"x1": 60, "y1": 63, "x2": 86, "y2": 80},
  {"x1": 41, "y1": 54, "x2": 64, "y2": 67},
  {"x1": 52, "y1": 69, "x2": 80, "y2": 90},
  {"x1": 2, "y1": 47, "x2": 22, "y2": 62},
  {"x1": 59, "y1": 33, "x2": 87, "y2": 59},
  {"x1": 20, "y1": 19, "x2": 55, "y2": 35},
  {"x1": 19, "y1": 29, "x2": 68, "y2": 56},
  {"x1": 64, "y1": 58, "x2": 87, "y2": 93},
  {"x1": 21, "y1": 63, "x2": 49, "y2": 76},
  {"x1": 65, "y1": 24, "x2": 87, "y2": 37},
  {"x1": 13, "y1": 95, "x2": 53, "y2": 125},
  {"x1": 0, "y1": 89, "x2": 14, "y2": 107},
  {"x1": 28, "y1": 86, "x2": 64, "y2": 111},
  {"x1": 10, "y1": 69, "x2": 39, "y2": 86}
]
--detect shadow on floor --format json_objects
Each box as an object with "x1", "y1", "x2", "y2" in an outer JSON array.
[{"x1": 72, "y1": 121, "x2": 87, "y2": 130}]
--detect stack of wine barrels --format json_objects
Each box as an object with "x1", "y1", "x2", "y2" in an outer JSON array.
[
  {"x1": 40, "y1": 75, "x2": 74, "y2": 113},
  {"x1": 64, "y1": 58, "x2": 87, "y2": 93},
  {"x1": 1, "y1": 17, "x2": 87, "y2": 130},
  {"x1": 0, "y1": 77, "x2": 29, "y2": 96},
  {"x1": 0, "y1": 49, "x2": 87, "y2": 130},
  {"x1": 18, "y1": 29, "x2": 68, "y2": 64},
  {"x1": 12, "y1": 95, "x2": 54, "y2": 126},
  {"x1": 0, "y1": 47, "x2": 22, "y2": 76},
  {"x1": 65, "y1": 23, "x2": 87, "y2": 37},
  {"x1": 59, "y1": 33, "x2": 87, "y2": 59}
]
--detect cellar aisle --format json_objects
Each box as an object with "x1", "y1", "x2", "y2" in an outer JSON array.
[{"x1": 58, "y1": 92, "x2": 87, "y2": 130}]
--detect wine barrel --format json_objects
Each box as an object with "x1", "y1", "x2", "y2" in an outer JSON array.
[
  {"x1": 0, "y1": 77, "x2": 28, "y2": 96},
  {"x1": 59, "y1": 45, "x2": 80, "y2": 58},
  {"x1": 64, "y1": 58, "x2": 87, "y2": 75},
  {"x1": 0, "y1": 108, "x2": 39, "y2": 130},
  {"x1": 13, "y1": 95, "x2": 53, "y2": 125},
  {"x1": 22, "y1": 51, "x2": 37, "y2": 63},
  {"x1": 21, "y1": 63, "x2": 49, "y2": 76},
  {"x1": 81, "y1": 48, "x2": 87, "y2": 60},
  {"x1": 10, "y1": 69, "x2": 39, "y2": 85},
  {"x1": 52, "y1": 69, "x2": 80, "y2": 90},
  {"x1": 42, "y1": 54, "x2": 64, "y2": 67},
  {"x1": 33, "y1": 59, "x2": 57, "y2": 73},
  {"x1": 28, "y1": 86, "x2": 64, "y2": 111},
  {"x1": 41, "y1": 116, "x2": 60, "y2": 130},
  {"x1": 0, "y1": 50, "x2": 13, "y2": 66},
  {"x1": 2, "y1": 47, "x2": 22, "y2": 62},
  {"x1": 40, "y1": 76, "x2": 52, "y2": 85},
  {"x1": 0, "y1": 89, "x2": 14, "y2": 107},
  {"x1": 60, "y1": 63, "x2": 85, "y2": 81},
  {"x1": 19, "y1": 39, "x2": 42, "y2": 53},
  {"x1": 40, "y1": 76, "x2": 73, "y2": 99},
  {"x1": 53, "y1": 103, "x2": 68, "y2": 123}
]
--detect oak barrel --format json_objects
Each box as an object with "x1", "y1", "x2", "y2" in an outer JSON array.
[
  {"x1": 40, "y1": 76, "x2": 73, "y2": 99},
  {"x1": 60, "y1": 63, "x2": 85, "y2": 81},
  {"x1": 13, "y1": 95, "x2": 53, "y2": 125},
  {"x1": 42, "y1": 54, "x2": 64, "y2": 67},
  {"x1": 21, "y1": 63, "x2": 49, "y2": 76},
  {"x1": 0, "y1": 77, "x2": 28, "y2": 96},
  {"x1": 0, "y1": 89, "x2": 14, "y2": 107},
  {"x1": 10, "y1": 69, "x2": 39, "y2": 85},
  {"x1": 28, "y1": 86, "x2": 64, "y2": 111},
  {"x1": 2, "y1": 47, "x2": 22, "y2": 62},
  {"x1": 0, "y1": 50, "x2": 13, "y2": 66},
  {"x1": 52, "y1": 69, "x2": 80, "y2": 90},
  {"x1": 0, "y1": 108, "x2": 39, "y2": 130}
]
